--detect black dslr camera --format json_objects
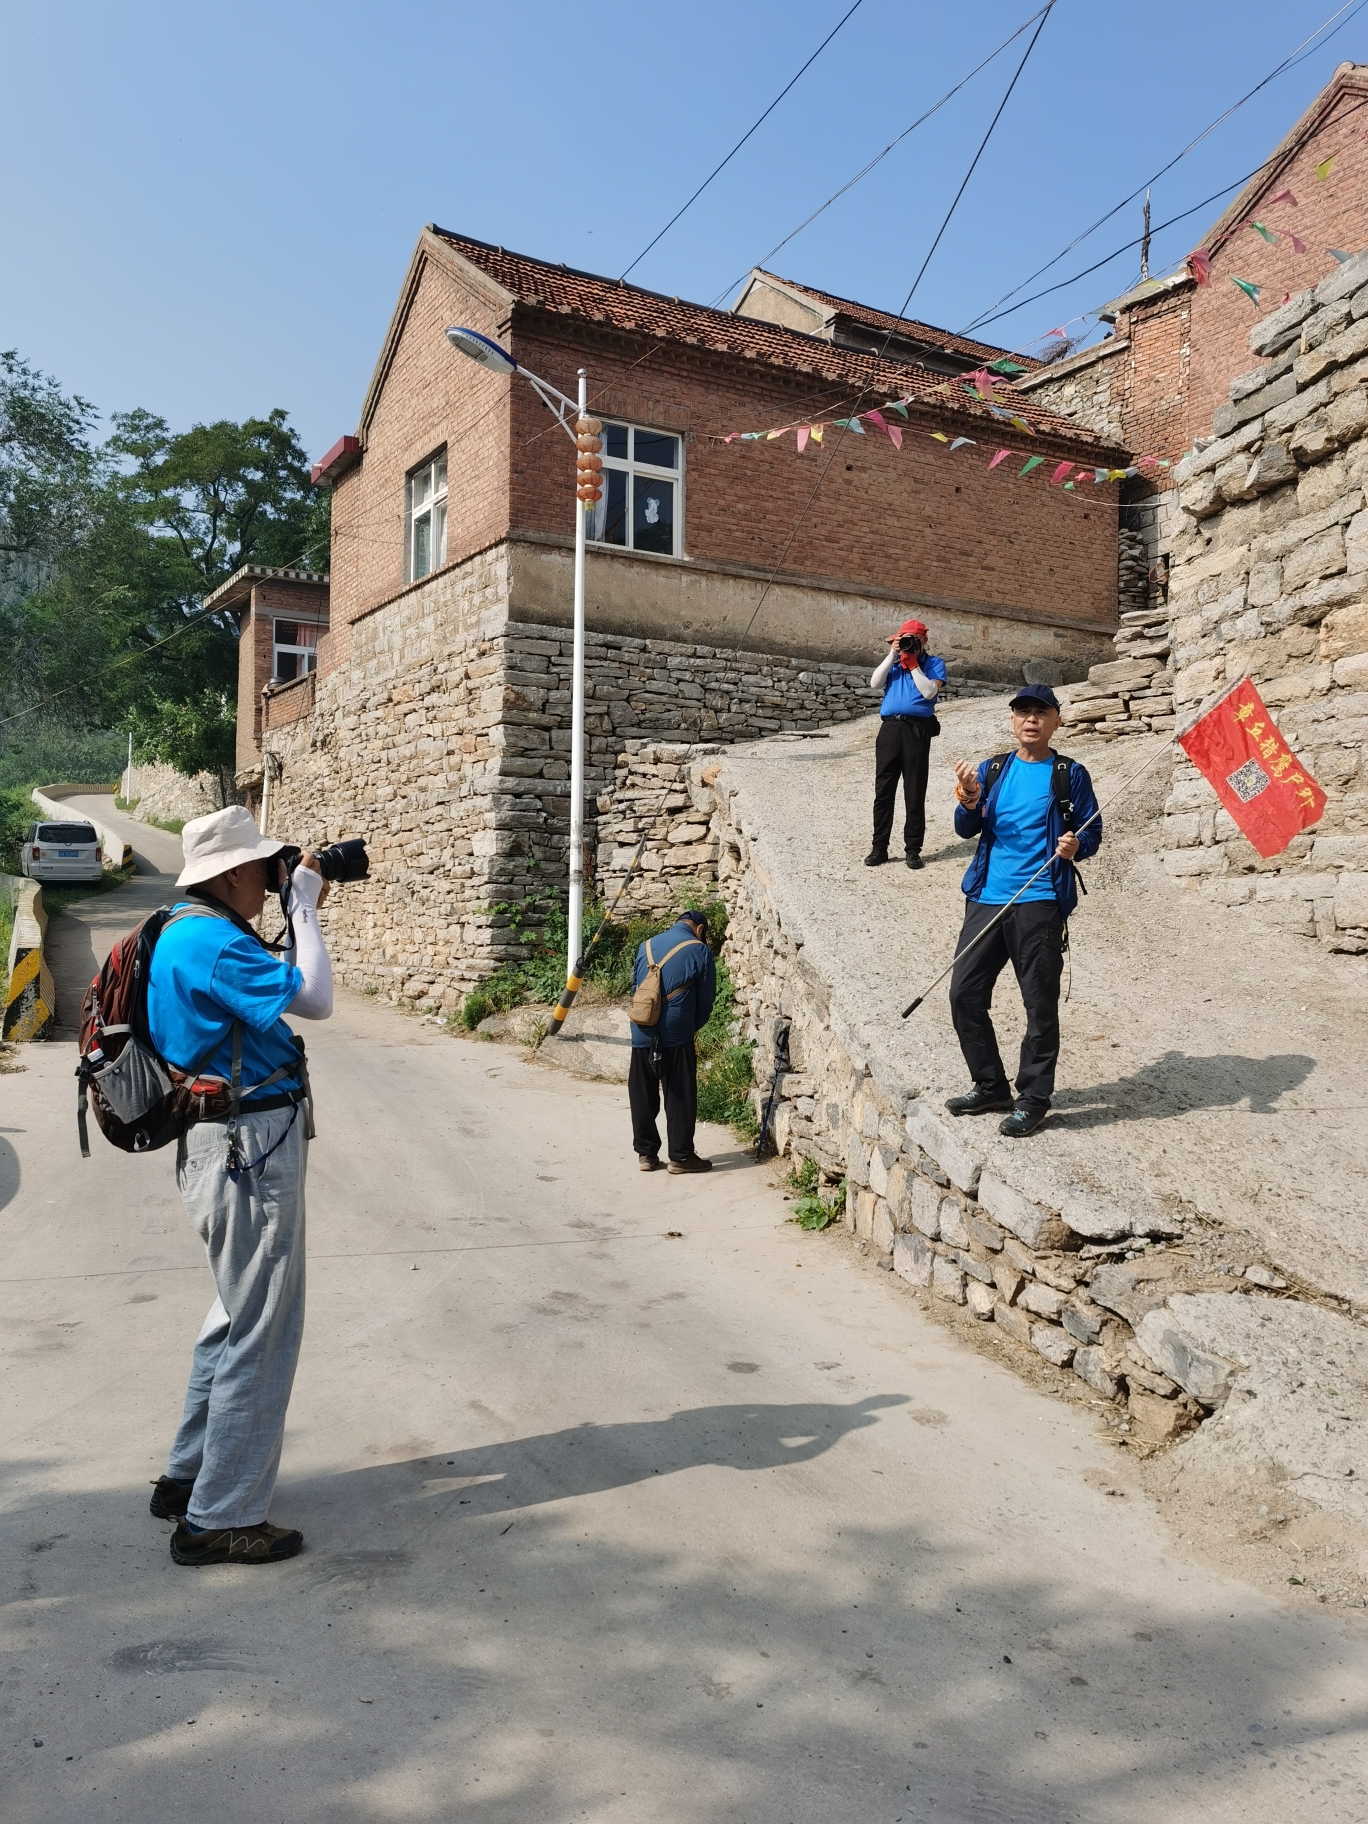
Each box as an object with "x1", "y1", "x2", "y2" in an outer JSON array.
[
  {"x1": 274, "y1": 838, "x2": 369, "y2": 926},
  {"x1": 898, "y1": 633, "x2": 924, "y2": 659}
]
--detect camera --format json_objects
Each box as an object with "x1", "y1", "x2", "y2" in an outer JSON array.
[
  {"x1": 275, "y1": 837, "x2": 369, "y2": 921},
  {"x1": 898, "y1": 634, "x2": 924, "y2": 658}
]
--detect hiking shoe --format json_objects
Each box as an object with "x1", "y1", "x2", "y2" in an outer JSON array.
[
  {"x1": 169, "y1": 1520, "x2": 304, "y2": 1567},
  {"x1": 864, "y1": 848, "x2": 889, "y2": 867},
  {"x1": 945, "y1": 1086, "x2": 1013, "y2": 1117},
  {"x1": 999, "y1": 1106, "x2": 1048, "y2": 1139},
  {"x1": 149, "y1": 1476, "x2": 193, "y2": 1520},
  {"x1": 667, "y1": 1154, "x2": 713, "y2": 1175},
  {"x1": 638, "y1": 1154, "x2": 661, "y2": 1172},
  {"x1": 905, "y1": 853, "x2": 924, "y2": 870}
]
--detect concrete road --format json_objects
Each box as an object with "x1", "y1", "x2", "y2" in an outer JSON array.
[{"x1": 3, "y1": 826, "x2": 1367, "y2": 1820}]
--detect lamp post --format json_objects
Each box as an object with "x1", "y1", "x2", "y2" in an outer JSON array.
[{"x1": 444, "y1": 327, "x2": 597, "y2": 981}]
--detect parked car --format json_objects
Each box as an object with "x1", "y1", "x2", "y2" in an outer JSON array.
[{"x1": 19, "y1": 821, "x2": 104, "y2": 885}]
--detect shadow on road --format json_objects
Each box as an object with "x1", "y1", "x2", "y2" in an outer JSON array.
[{"x1": 1052, "y1": 1050, "x2": 1315, "y2": 1127}]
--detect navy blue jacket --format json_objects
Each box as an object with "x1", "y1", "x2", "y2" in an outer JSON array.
[
  {"x1": 953, "y1": 751, "x2": 1101, "y2": 917},
  {"x1": 629, "y1": 919, "x2": 716, "y2": 1049}
]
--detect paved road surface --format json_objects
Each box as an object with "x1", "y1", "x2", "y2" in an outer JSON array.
[{"x1": 3, "y1": 802, "x2": 1366, "y2": 1821}]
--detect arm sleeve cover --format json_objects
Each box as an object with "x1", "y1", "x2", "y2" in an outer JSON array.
[
  {"x1": 870, "y1": 650, "x2": 895, "y2": 690},
  {"x1": 283, "y1": 865, "x2": 334, "y2": 1020},
  {"x1": 911, "y1": 664, "x2": 941, "y2": 699}
]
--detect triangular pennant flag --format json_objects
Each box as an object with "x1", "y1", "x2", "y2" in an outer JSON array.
[
  {"x1": 1093, "y1": 468, "x2": 1109, "y2": 482},
  {"x1": 886, "y1": 400, "x2": 909, "y2": 417},
  {"x1": 1008, "y1": 416, "x2": 1034, "y2": 435},
  {"x1": 1268, "y1": 188, "x2": 1297, "y2": 207},
  {"x1": 1230, "y1": 277, "x2": 1261, "y2": 304},
  {"x1": 1050, "y1": 461, "x2": 1074, "y2": 484},
  {"x1": 1316, "y1": 156, "x2": 1335, "y2": 180},
  {"x1": 766, "y1": 428, "x2": 788, "y2": 440},
  {"x1": 796, "y1": 427, "x2": 810, "y2": 454},
  {"x1": 742, "y1": 431, "x2": 763, "y2": 440},
  {"x1": 1248, "y1": 220, "x2": 1278, "y2": 243},
  {"x1": 1046, "y1": 327, "x2": 1067, "y2": 338},
  {"x1": 810, "y1": 423, "x2": 824, "y2": 444},
  {"x1": 1123, "y1": 467, "x2": 1139, "y2": 478},
  {"x1": 1063, "y1": 481, "x2": 1075, "y2": 490},
  {"x1": 1290, "y1": 234, "x2": 1307, "y2": 255},
  {"x1": 1329, "y1": 248, "x2": 1351, "y2": 263},
  {"x1": 989, "y1": 359, "x2": 1027, "y2": 375},
  {"x1": 886, "y1": 424, "x2": 903, "y2": 449},
  {"x1": 950, "y1": 437, "x2": 975, "y2": 451},
  {"x1": 847, "y1": 416, "x2": 866, "y2": 434},
  {"x1": 1019, "y1": 456, "x2": 1044, "y2": 476},
  {"x1": 1107, "y1": 468, "x2": 1127, "y2": 481},
  {"x1": 1187, "y1": 248, "x2": 1212, "y2": 286},
  {"x1": 988, "y1": 449, "x2": 1011, "y2": 470},
  {"x1": 930, "y1": 432, "x2": 949, "y2": 443},
  {"x1": 724, "y1": 433, "x2": 738, "y2": 443},
  {"x1": 867, "y1": 409, "x2": 887, "y2": 431}
]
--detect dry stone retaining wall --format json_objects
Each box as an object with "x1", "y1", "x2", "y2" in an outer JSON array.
[{"x1": 1156, "y1": 247, "x2": 1368, "y2": 952}]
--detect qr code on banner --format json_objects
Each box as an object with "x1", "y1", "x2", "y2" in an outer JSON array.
[{"x1": 1227, "y1": 758, "x2": 1270, "y2": 802}]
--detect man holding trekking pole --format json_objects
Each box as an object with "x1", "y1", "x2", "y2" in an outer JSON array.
[{"x1": 945, "y1": 683, "x2": 1100, "y2": 1138}]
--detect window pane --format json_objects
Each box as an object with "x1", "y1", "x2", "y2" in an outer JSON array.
[
  {"x1": 304, "y1": 651, "x2": 318, "y2": 675},
  {"x1": 592, "y1": 468, "x2": 628, "y2": 546},
  {"x1": 295, "y1": 623, "x2": 319, "y2": 648},
  {"x1": 434, "y1": 455, "x2": 447, "y2": 496},
  {"x1": 413, "y1": 466, "x2": 432, "y2": 508},
  {"x1": 634, "y1": 429, "x2": 678, "y2": 470},
  {"x1": 602, "y1": 422, "x2": 628, "y2": 461},
  {"x1": 413, "y1": 509, "x2": 432, "y2": 578},
  {"x1": 633, "y1": 476, "x2": 674, "y2": 555},
  {"x1": 434, "y1": 499, "x2": 447, "y2": 567},
  {"x1": 276, "y1": 651, "x2": 299, "y2": 681},
  {"x1": 275, "y1": 620, "x2": 298, "y2": 645}
]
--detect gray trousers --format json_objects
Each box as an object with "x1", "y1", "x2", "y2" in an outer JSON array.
[{"x1": 167, "y1": 1104, "x2": 308, "y2": 1528}]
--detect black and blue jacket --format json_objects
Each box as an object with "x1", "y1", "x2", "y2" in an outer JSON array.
[
  {"x1": 629, "y1": 919, "x2": 717, "y2": 1050},
  {"x1": 953, "y1": 752, "x2": 1101, "y2": 918}
]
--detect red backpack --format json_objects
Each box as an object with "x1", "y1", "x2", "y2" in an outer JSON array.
[{"x1": 76, "y1": 903, "x2": 243, "y2": 1156}]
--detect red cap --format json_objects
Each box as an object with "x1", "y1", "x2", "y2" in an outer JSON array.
[{"x1": 888, "y1": 618, "x2": 929, "y2": 642}]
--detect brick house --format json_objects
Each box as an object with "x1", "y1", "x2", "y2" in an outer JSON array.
[
  {"x1": 207, "y1": 563, "x2": 330, "y2": 778},
  {"x1": 245, "y1": 226, "x2": 1127, "y2": 1005},
  {"x1": 1021, "y1": 62, "x2": 1368, "y2": 586}
]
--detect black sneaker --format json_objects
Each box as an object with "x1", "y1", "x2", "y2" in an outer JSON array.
[
  {"x1": 170, "y1": 1520, "x2": 304, "y2": 1567},
  {"x1": 905, "y1": 853, "x2": 924, "y2": 870},
  {"x1": 149, "y1": 1476, "x2": 193, "y2": 1520},
  {"x1": 864, "y1": 848, "x2": 889, "y2": 867},
  {"x1": 999, "y1": 1106, "x2": 1048, "y2": 1138},
  {"x1": 945, "y1": 1086, "x2": 1013, "y2": 1117}
]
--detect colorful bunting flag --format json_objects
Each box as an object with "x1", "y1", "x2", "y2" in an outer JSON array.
[
  {"x1": 1329, "y1": 249, "x2": 1351, "y2": 263},
  {"x1": 1290, "y1": 234, "x2": 1307, "y2": 255},
  {"x1": 796, "y1": 427, "x2": 810, "y2": 454},
  {"x1": 867, "y1": 409, "x2": 888, "y2": 432},
  {"x1": 930, "y1": 432, "x2": 949, "y2": 443},
  {"x1": 1230, "y1": 277, "x2": 1261, "y2": 305},
  {"x1": 766, "y1": 428, "x2": 786, "y2": 440},
  {"x1": 989, "y1": 359, "x2": 1027, "y2": 375},
  {"x1": 1268, "y1": 188, "x2": 1297, "y2": 207},
  {"x1": 1315, "y1": 156, "x2": 1335, "y2": 180},
  {"x1": 886, "y1": 400, "x2": 909, "y2": 417},
  {"x1": 950, "y1": 437, "x2": 975, "y2": 451},
  {"x1": 847, "y1": 417, "x2": 865, "y2": 434},
  {"x1": 810, "y1": 424, "x2": 824, "y2": 444},
  {"x1": 886, "y1": 423, "x2": 903, "y2": 449},
  {"x1": 988, "y1": 450, "x2": 1011, "y2": 470},
  {"x1": 1248, "y1": 220, "x2": 1277, "y2": 243},
  {"x1": 1046, "y1": 327, "x2": 1067, "y2": 338},
  {"x1": 1187, "y1": 248, "x2": 1212, "y2": 285},
  {"x1": 1050, "y1": 461, "x2": 1074, "y2": 484},
  {"x1": 1019, "y1": 456, "x2": 1044, "y2": 477}
]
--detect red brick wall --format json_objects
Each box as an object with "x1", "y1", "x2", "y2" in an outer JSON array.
[
  {"x1": 1119, "y1": 295, "x2": 1193, "y2": 463},
  {"x1": 325, "y1": 253, "x2": 511, "y2": 666},
  {"x1": 1123, "y1": 77, "x2": 1368, "y2": 451},
  {"x1": 508, "y1": 319, "x2": 1121, "y2": 628},
  {"x1": 235, "y1": 579, "x2": 328, "y2": 767}
]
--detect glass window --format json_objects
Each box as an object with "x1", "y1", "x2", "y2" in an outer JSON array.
[
  {"x1": 586, "y1": 420, "x2": 682, "y2": 557},
  {"x1": 406, "y1": 451, "x2": 449, "y2": 582},
  {"x1": 273, "y1": 619, "x2": 319, "y2": 683}
]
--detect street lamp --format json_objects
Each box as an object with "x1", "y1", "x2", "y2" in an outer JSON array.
[{"x1": 444, "y1": 326, "x2": 597, "y2": 983}]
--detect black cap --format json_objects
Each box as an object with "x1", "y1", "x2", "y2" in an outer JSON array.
[{"x1": 1009, "y1": 681, "x2": 1061, "y2": 712}]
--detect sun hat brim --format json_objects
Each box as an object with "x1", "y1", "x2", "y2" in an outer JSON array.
[{"x1": 176, "y1": 835, "x2": 286, "y2": 889}]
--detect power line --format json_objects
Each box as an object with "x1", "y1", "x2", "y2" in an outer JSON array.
[
  {"x1": 618, "y1": 0, "x2": 866, "y2": 283},
  {"x1": 707, "y1": 2, "x2": 1054, "y2": 310},
  {"x1": 739, "y1": 1, "x2": 1057, "y2": 642},
  {"x1": 960, "y1": 0, "x2": 1368, "y2": 334}
]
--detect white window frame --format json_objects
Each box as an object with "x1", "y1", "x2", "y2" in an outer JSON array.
[
  {"x1": 405, "y1": 449, "x2": 448, "y2": 583},
  {"x1": 272, "y1": 618, "x2": 321, "y2": 683},
  {"x1": 587, "y1": 421, "x2": 684, "y2": 559}
]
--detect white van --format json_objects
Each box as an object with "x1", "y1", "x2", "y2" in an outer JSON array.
[{"x1": 20, "y1": 821, "x2": 104, "y2": 885}]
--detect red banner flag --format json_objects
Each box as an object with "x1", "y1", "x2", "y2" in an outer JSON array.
[{"x1": 1177, "y1": 676, "x2": 1326, "y2": 858}]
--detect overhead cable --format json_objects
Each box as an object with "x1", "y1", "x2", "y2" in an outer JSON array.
[{"x1": 618, "y1": 0, "x2": 867, "y2": 283}]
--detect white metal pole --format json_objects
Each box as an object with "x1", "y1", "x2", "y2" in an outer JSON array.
[{"x1": 567, "y1": 367, "x2": 588, "y2": 980}]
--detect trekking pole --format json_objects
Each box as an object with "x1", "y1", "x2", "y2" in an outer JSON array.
[
  {"x1": 544, "y1": 834, "x2": 648, "y2": 1038},
  {"x1": 753, "y1": 1021, "x2": 791, "y2": 1162},
  {"x1": 901, "y1": 735, "x2": 1175, "y2": 1019}
]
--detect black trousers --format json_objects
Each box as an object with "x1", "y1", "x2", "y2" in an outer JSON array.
[
  {"x1": 948, "y1": 899, "x2": 1064, "y2": 1112},
  {"x1": 872, "y1": 715, "x2": 934, "y2": 855},
  {"x1": 629, "y1": 1043, "x2": 698, "y2": 1161}
]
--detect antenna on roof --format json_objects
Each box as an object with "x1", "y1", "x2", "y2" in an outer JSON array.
[{"x1": 1140, "y1": 188, "x2": 1151, "y2": 280}]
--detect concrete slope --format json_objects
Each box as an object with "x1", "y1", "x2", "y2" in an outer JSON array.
[
  {"x1": 717, "y1": 705, "x2": 1368, "y2": 1307},
  {"x1": 4, "y1": 985, "x2": 1367, "y2": 1821}
]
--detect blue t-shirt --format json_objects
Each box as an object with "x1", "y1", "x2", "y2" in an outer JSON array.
[
  {"x1": 881, "y1": 652, "x2": 947, "y2": 718},
  {"x1": 979, "y1": 757, "x2": 1058, "y2": 904},
  {"x1": 147, "y1": 904, "x2": 304, "y2": 1101}
]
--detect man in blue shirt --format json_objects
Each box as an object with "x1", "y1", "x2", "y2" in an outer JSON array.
[
  {"x1": 866, "y1": 618, "x2": 948, "y2": 870},
  {"x1": 629, "y1": 908, "x2": 717, "y2": 1173},
  {"x1": 946, "y1": 683, "x2": 1101, "y2": 1138},
  {"x1": 145, "y1": 805, "x2": 334, "y2": 1566}
]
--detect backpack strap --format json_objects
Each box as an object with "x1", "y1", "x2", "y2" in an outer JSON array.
[
  {"x1": 1050, "y1": 752, "x2": 1088, "y2": 898},
  {"x1": 984, "y1": 752, "x2": 1011, "y2": 800},
  {"x1": 658, "y1": 938, "x2": 705, "y2": 999}
]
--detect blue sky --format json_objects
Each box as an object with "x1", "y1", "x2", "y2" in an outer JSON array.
[{"x1": 3, "y1": 0, "x2": 1365, "y2": 461}]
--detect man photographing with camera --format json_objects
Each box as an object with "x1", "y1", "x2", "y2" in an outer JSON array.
[
  {"x1": 146, "y1": 804, "x2": 337, "y2": 1566},
  {"x1": 867, "y1": 618, "x2": 946, "y2": 870}
]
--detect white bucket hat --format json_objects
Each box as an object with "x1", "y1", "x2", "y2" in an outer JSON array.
[{"x1": 177, "y1": 805, "x2": 285, "y2": 888}]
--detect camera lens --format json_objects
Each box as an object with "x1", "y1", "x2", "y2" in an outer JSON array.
[{"x1": 316, "y1": 838, "x2": 369, "y2": 883}]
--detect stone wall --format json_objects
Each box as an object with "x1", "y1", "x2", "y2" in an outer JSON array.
[
  {"x1": 124, "y1": 761, "x2": 235, "y2": 824},
  {"x1": 1015, "y1": 340, "x2": 1128, "y2": 445},
  {"x1": 1159, "y1": 247, "x2": 1368, "y2": 951}
]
